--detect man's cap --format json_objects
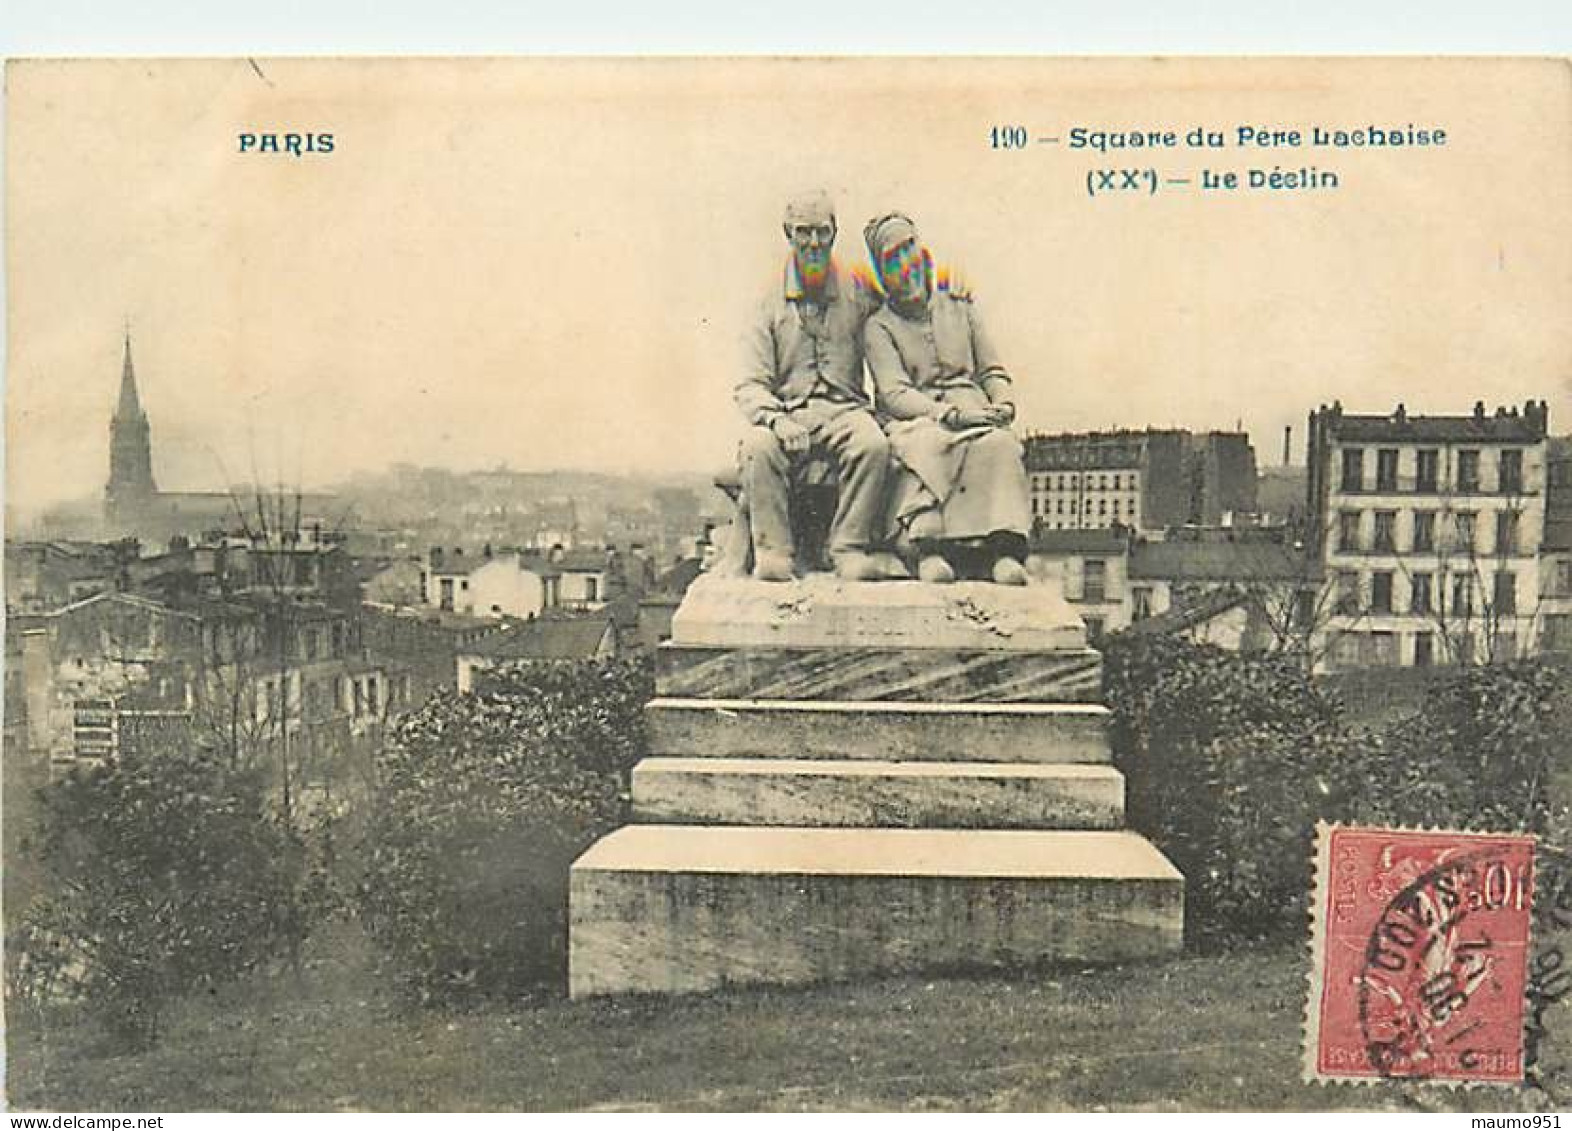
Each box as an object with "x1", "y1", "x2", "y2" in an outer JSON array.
[{"x1": 783, "y1": 190, "x2": 837, "y2": 232}]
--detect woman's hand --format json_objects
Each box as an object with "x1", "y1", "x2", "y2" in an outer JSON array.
[{"x1": 943, "y1": 406, "x2": 1000, "y2": 430}]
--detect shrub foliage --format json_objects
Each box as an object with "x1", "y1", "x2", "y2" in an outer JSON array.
[
  {"x1": 1102, "y1": 635, "x2": 1569, "y2": 946},
  {"x1": 357, "y1": 655, "x2": 651, "y2": 1003},
  {"x1": 12, "y1": 746, "x2": 329, "y2": 1046}
]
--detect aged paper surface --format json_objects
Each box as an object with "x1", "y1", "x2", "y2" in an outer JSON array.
[{"x1": 5, "y1": 57, "x2": 1572, "y2": 1113}]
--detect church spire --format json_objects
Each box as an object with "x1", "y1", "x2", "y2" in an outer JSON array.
[
  {"x1": 116, "y1": 328, "x2": 146, "y2": 421},
  {"x1": 106, "y1": 327, "x2": 157, "y2": 526}
]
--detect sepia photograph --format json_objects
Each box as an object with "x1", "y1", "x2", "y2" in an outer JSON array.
[{"x1": 4, "y1": 53, "x2": 1572, "y2": 1113}]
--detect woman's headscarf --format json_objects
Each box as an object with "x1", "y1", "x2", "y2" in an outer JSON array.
[{"x1": 862, "y1": 212, "x2": 919, "y2": 266}]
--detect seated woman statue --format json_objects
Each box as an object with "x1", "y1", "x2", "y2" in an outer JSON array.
[{"x1": 861, "y1": 212, "x2": 1031, "y2": 585}]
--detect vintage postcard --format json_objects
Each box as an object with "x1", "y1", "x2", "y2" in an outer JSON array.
[{"x1": 5, "y1": 56, "x2": 1572, "y2": 1114}]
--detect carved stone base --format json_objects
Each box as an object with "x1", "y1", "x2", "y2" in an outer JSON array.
[
  {"x1": 656, "y1": 644, "x2": 1103, "y2": 703},
  {"x1": 566, "y1": 566, "x2": 1185, "y2": 999},
  {"x1": 671, "y1": 574, "x2": 1087, "y2": 652},
  {"x1": 631, "y1": 757, "x2": 1126, "y2": 829},
  {"x1": 645, "y1": 697, "x2": 1113, "y2": 764},
  {"x1": 570, "y1": 826, "x2": 1183, "y2": 997}
]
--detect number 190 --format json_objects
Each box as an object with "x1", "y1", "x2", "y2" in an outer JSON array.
[{"x1": 990, "y1": 125, "x2": 1027, "y2": 149}]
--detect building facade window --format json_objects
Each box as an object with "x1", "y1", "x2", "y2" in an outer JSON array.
[
  {"x1": 1337, "y1": 510, "x2": 1361, "y2": 553},
  {"x1": 1414, "y1": 632, "x2": 1434, "y2": 667},
  {"x1": 1493, "y1": 571, "x2": 1517, "y2": 616},
  {"x1": 1454, "y1": 511, "x2": 1476, "y2": 554},
  {"x1": 1544, "y1": 613, "x2": 1572, "y2": 654},
  {"x1": 1495, "y1": 510, "x2": 1520, "y2": 557},
  {"x1": 1337, "y1": 570, "x2": 1361, "y2": 614},
  {"x1": 1341, "y1": 448, "x2": 1364, "y2": 492},
  {"x1": 1132, "y1": 586, "x2": 1153, "y2": 621},
  {"x1": 1373, "y1": 511, "x2": 1397, "y2": 553},
  {"x1": 1412, "y1": 511, "x2": 1435, "y2": 553},
  {"x1": 1376, "y1": 449, "x2": 1399, "y2": 492},
  {"x1": 1083, "y1": 559, "x2": 1108, "y2": 604},
  {"x1": 1367, "y1": 631, "x2": 1399, "y2": 666},
  {"x1": 1371, "y1": 571, "x2": 1394, "y2": 613},
  {"x1": 1500, "y1": 449, "x2": 1523, "y2": 495},
  {"x1": 1410, "y1": 573, "x2": 1433, "y2": 615},
  {"x1": 1457, "y1": 449, "x2": 1481, "y2": 493},
  {"x1": 1451, "y1": 575, "x2": 1473, "y2": 619},
  {"x1": 1416, "y1": 449, "x2": 1439, "y2": 493}
]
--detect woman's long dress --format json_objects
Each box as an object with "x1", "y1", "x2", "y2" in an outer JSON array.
[{"x1": 862, "y1": 290, "x2": 1031, "y2": 543}]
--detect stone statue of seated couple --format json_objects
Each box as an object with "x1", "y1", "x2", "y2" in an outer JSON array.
[{"x1": 727, "y1": 190, "x2": 1032, "y2": 587}]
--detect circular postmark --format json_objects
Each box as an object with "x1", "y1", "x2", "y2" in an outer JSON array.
[
  {"x1": 1523, "y1": 844, "x2": 1572, "y2": 1103},
  {"x1": 1357, "y1": 843, "x2": 1534, "y2": 1083}
]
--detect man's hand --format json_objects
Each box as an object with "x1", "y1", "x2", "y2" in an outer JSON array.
[
  {"x1": 988, "y1": 402, "x2": 1017, "y2": 426},
  {"x1": 771, "y1": 416, "x2": 812, "y2": 454}
]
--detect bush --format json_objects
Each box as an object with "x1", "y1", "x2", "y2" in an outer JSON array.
[
  {"x1": 11, "y1": 746, "x2": 330, "y2": 1047},
  {"x1": 1102, "y1": 634, "x2": 1355, "y2": 945},
  {"x1": 1346, "y1": 660, "x2": 1569, "y2": 836},
  {"x1": 1103, "y1": 635, "x2": 1572, "y2": 947},
  {"x1": 357, "y1": 655, "x2": 651, "y2": 1004}
]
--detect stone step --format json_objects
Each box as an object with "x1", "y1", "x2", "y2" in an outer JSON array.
[
  {"x1": 645, "y1": 697, "x2": 1111, "y2": 764},
  {"x1": 631, "y1": 757, "x2": 1124, "y2": 830},
  {"x1": 569, "y1": 825, "x2": 1184, "y2": 998},
  {"x1": 655, "y1": 644, "x2": 1103, "y2": 703}
]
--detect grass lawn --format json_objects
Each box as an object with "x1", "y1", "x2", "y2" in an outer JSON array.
[{"x1": 5, "y1": 923, "x2": 1559, "y2": 1112}]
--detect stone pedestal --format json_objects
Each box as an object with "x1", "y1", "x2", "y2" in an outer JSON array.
[{"x1": 569, "y1": 573, "x2": 1184, "y2": 998}]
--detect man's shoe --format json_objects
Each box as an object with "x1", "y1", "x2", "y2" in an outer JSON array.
[
  {"x1": 754, "y1": 551, "x2": 794, "y2": 582},
  {"x1": 918, "y1": 554, "x2": 956, "y2": 584},
  {"x1": 992, "y1": 556, "x2": 1029, "y2": 586},
  {"x1": 832, "y1": 551, "x2": 882, "y2": 582}
]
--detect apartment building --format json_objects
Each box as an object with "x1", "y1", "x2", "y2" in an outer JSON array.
[
  {"x1": 1024, "y1": 429, "x2": 1258, "y2": 534},
  {"x1": 1307, "y1": 400, "x2": 1550, "y2": 669}
]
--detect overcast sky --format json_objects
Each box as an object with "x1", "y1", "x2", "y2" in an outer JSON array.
[{"x1": 7, "y1": 57, "x2": 1570, "y2": 514}]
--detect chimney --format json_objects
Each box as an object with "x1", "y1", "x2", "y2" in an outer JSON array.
[
  {"x1": 1528, "y1": 399, "x2": 1549, "y2": 435},
  {"x1": 1282, "y1": 425, "x2": 1292, "y2": 466},
  {"x1": 1474, "y1": 401, "x2": 1486, "y2": 421}
]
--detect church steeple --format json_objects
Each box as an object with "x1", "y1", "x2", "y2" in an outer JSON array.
[
  {"x1": 116, "y1": 330, "x2": 146, "y2": 421},
  {"x1": 106, "y1": 328, "x2": 158, "y2": 527}
]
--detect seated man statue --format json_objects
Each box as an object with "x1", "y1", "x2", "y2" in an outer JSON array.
[{"x1": 732, "y1": 190, "x2": 892, "y2": 582}]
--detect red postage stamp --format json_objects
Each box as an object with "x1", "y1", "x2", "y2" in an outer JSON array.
[{"x1": 1306, "y1": 823, "x2": 1537, "y2": 1085}]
